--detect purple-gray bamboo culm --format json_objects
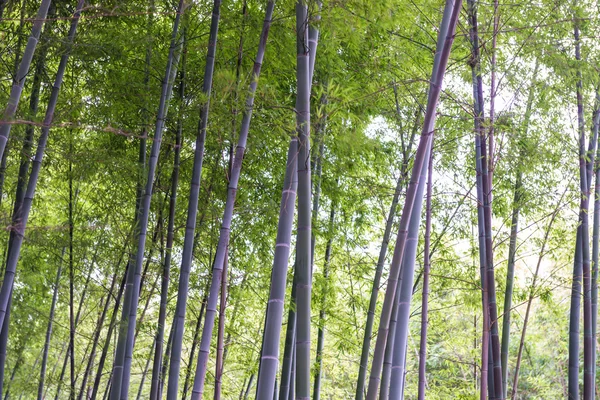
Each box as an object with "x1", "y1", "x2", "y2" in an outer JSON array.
[
  {"x1": 417, "y1": 142, "x2": 433, "y2": 400},
  {"x1": 165, "y1": 0, "x2": 222, "y2": 396},
  {"x1": 0, "y1": 0, "x2": 52, "y2": 334},
  {"x1": 467, "y1": 0, "x2": 504, "y2": 396},
  {"x1": 356, "y1": 100, "x2": 418, "y2": 400},
  {"x1": 150, "y1": 23, "x2": 187, "y2": 400},
  {"x1": 0, "y1": 4, "x2": 82, "y2": 378},
  {"x1": 312, "y1": 202, "x2": 335, "y2": 400},
  {"x1": 379, "y1": 275, "x2": 401, "y2": 400},
  {"x1": 37, "y1": 248, "x2": 65, "y2": 400},
  {"x1": 108, "y1": 1, "x2": 186, "y2": 398},
  {"x1": 255, "y1": 136, "x2": 298, "y2": 399},
  {"x1": 568, "y1": 11, "x2": 597, "y2": 399},
  {"x1": 78, "y1": 269, "x2": 120, "y2": 400},
  {"x1": 190, "y1": 1, "x2": 275, "y2": 397},
  {"x1": 364, "y1": 0, "x2": 461, "y2": 397},
  {"x1": 592, "y1": 85, "x2": 600, "y2": 400},
  {"x1": 90, "y1": 262, "x2": 128, "y2": 400},
  {"x1": 214, "y1": 251, "x2": 228, "y2": 400},
  {"x1": 0, "y1": 0, "x2": 51, "y2": 174},
  {"x1": 294, "y1": 1, "x2": 312, "y2": 398},
  {"x1": 388, "y1": 137, "x2": 432, "y2": 400},
  {"x1": 511, "y1": 189, "x2": 565, "y2": 399},
  {"x1": 278, "y1": 6, "x2": 320, "y2": 398}
]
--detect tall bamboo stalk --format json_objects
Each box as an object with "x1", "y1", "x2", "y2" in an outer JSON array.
[
  {"x1": 0, "y1": 0, "x2": 51, "y2": 166},
  {"x1": 109, "y1": 2, "x2": 185, "y2": 398},
  {"x1": 379, "y1": 278, "x2": 401, "y2": 400},
  {"x1": 279, "y1": 7, "x2": 321, "y2": 397},
  {"x1": 356, "y1": 104, "x2": 419, "y2": 400},
  {"x1": 365, "y1": 1, "x2": 461, "y2": 397},
  {"x1": 569, "y1": 8, "x2": 595, "y2": 399},
  {"x1": 255, "y1": 136, "x2": 298, "y2": 398},
  {"x1": 0, "y1": 0, "x2": 83, "y2": 381},
  {"x1": 511, "y1": 190, "x2": 565, "y2": 399},
  {"x1": 592, "y1": 93, "x2": 600, "y2": 400},
  {"x1": 149, "y1": 27, "x2": 187, "y2": 400},
  {"x1": 0, "y1": 0, "x2": 53, "y2": 334},
  {"x1": 312, "y1": 203, "x2": 335, "y2": 400},
  {"x1": 214, "y1": 251, "x2": 228, "y2": 400},
  {"x1": 191, "y1": 1, "x2": 275, "y2": 397},
  {"x1": 91, "y1": 262, "x2": 129, "y2": 400},
  {"x1": 294, "y1": 1, "x2": 313, "y2": 398},
  {"x1": 182, "y1": 293, "x2": 207, "y2": 400},
  {"x1": 417, "y1": 143, "x2": 434, "y2": 400},
  {"x1": 78, "y1": 269, "x2": 120, "y2": 400},
  {"x1": 37, "y1": 248, "x2": 66, "y2": 400},
  {"x1": 165, "y1": 0, "x2": 223, "y2": 396},
  {"x1": 388, "y1": 138, "x2": 431, "y2": 400}
]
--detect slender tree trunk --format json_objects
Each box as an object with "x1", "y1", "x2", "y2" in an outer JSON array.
[
  {"x1": 365, "y1": 1, "x2": 460, "y2": 397},
  {"x1": 78, "y1": 271, "x2": 120, "y2": 400},
  {"x1": 0, "y1": 295, "x2": 12, "y2": 398},
  {"x1": 135, "y1": 340, "x2": 155, "y2": 400},
  {"x1": 2, "y1": 3, "x2": 84, "y2": 395},
  {"x1": 289, "y1": 343, "x2": 295, "y2": 400},
  {"x1": 417, "y1": 143, "x2": 434, "y2": 400},
  {"x1": 54, "y1": 247, "x2": 97, "y2": 400},
  {"x1": 37, "y1": 247, "x2": 66, "y2": 399},
  {"x1": 166, "y1": 0, "x2": 222, "y2": 396},
  {"x1": 592, "y1": 93, "x2": 600, "y2": 400},
  {"x1": 379, "y1": 282, "x2": 401, "y2": 400},
  {"x1": 190, "y1": 2, "x2": 275, "y2": 397},
  {"x1": 569, "y1": 10, "x2": 596, "y2": 399},
  {"x1": 159, "y1": 315, "x2": 175, "y2": 400},
  {"x1": 312, "y1": 204, "x2": 335, "y2": 400},
  {"x1": 279, "y1": 267, "x2": 296, "y2": 400},
  {"x1": 479, "y1": 23, "x2": 504, "y2": 400},
  {"x1": 0, "y1": 0, "x2": 53, "y2": 334},
  {"x1": 244, "y1": 374, "x2": 254, "y2": 399},
  {"x1": 214, "y1": 251, "x2": 228, "y2": 400},
  {"x1": 110, "y1": 2, "x2": 186, "y2": 398},
  {"x1": 0, "y1": 0, "x2": 51, "y2": 167},
  {"x1": 3, "y1": 341, "x2": 22, "y2": 400},
  {"x1": 467, "y1": 1, "x2": 502, "y2": 397},
  {"x1": 91, "y1": 262, "x2": 129, "y2": 400},
  {"x1": 499, "y1": 155, "x2": 521, "y2": 393},
  {"x1": 0, "y1": 0, "x2": 28, "y2": 205},
  {"x1": 149, "y1": 36, "x2": 186, "y2": 400},
  {"x1": 182, "y1": 293, "x2": 207, "y2": 400},
  {"x1": 511, "y1": 191, "x2": 565, "y2": 399},
  {"x1": 500, "y1": 60, "x2": 539, "y2": 396},
  {"x1": 0, "y1": 1, "x2": 55, "y2": 388},
  {"x1": 69, "y1": 138, "x2": 76, "y2": 400}
]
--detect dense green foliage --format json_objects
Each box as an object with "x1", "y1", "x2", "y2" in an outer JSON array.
[{"x1": 0, "y1": 0, "x2": 598, "y2": 398}]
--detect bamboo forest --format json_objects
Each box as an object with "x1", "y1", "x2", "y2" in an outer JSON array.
[{"x1": 2, "y1": 0, "x2": 600, "y2": 399}]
